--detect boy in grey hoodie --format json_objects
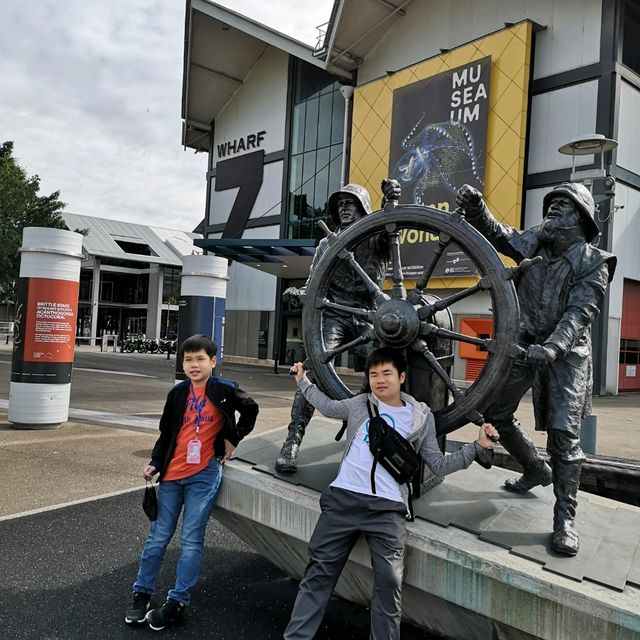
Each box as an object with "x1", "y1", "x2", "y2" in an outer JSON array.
[{"x1": 283, "y1": 347, "x2": 498, "y2": 640}]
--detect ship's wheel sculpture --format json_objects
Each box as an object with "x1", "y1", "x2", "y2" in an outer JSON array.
[{"x1": 301, "y1": 198, "x2": 538, "y2": 436}]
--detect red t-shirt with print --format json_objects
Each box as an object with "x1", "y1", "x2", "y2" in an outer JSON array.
[{"x1": 163, "y1": 384, "x2": 224, "y2": 481}]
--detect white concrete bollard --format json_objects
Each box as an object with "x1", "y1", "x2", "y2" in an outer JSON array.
[
  {"x1": 9, "y1": 227, "x2": 84, "y2": 428},
  {"x1": 175, "y1": 255, "x2": 229, "y2": 381}
]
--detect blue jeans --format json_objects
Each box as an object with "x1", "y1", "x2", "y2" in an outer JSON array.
[{"x1": 133, "y1": 456, "x2": 223, "y2": 605}]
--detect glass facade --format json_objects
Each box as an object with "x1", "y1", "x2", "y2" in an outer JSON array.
[
  {"x1": 287, "y1": 60, "x2": 345, "y2": 240},
  {"x1": 623, "y1": 0, "x2": 640, "y2": 74},
  {"x1": 162, "y1": 266, "x2": 181, "y2": 304}
]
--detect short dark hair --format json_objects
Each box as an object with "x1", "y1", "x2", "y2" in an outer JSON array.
[
  {"x1": 179, "y1": 334, "x2": 218, "y2": 362},
  {"x1": 364, "y1": 347, "x2": 407, "y2": 377}
]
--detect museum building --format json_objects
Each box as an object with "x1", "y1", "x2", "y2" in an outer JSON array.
[
  {"x1": 181, "y1": 0, "x2": 640, "y2": 393},
  {"x1": 61, "y1": 212, "x2": 202, "y2": 344}
]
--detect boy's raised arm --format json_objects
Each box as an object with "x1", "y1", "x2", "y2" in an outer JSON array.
[{"x1": 291, "y1": 362, "x2": 352, "y2": 421}]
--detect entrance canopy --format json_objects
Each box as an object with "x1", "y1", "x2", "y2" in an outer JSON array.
[{"x1": 194, "y1": 238, "x2": 317, "y2": 278}]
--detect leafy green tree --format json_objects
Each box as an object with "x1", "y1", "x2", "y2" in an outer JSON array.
[{"x1": 0, "y1": 141, "x2": 66, "y2": 301}]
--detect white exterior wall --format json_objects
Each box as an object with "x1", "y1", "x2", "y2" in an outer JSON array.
[
  {"x1": 225, "y1": 226, "x2": 280, "y2": 312},
  {"x1": 617, "y1": 81, "x2": 640, "y2": 176},
  {"x1": 611, "y1": 183, "x2": 640, "y2": 315},
  {"x1": 209, "y1": 46, "x2": 288, "y2": 230},
  {"x1": 212, "y1": 47, "x2": 288, "y2": 157},
  {"x1": 603, "y1": 182, "x2": 640, "y2": 393},
  {"x1": 358, "y1": 0, "x2": 602, "y2": 85},
  {"x1": 527, "y1": 81, "x2": 599, "y2": 173},
  {"x1": 208, "y1": 47, "x2": 287, "y2": 316}
]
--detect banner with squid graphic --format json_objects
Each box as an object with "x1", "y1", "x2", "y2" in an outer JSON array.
[{"x1": 388, "y1": 57, "x2": 491, "y2": 278}]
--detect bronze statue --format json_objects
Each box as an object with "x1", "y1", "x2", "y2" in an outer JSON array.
[
  {"x1": 276, "y1": 180, "x2": 400, "y2": 473},
  {"x1": 456, "y1": 182, "x2": 616, "y2": 556}
]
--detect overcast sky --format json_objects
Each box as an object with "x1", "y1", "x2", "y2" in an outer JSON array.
[{"x1": 0, "y1": 1, "x2": 333, "y2": 231}]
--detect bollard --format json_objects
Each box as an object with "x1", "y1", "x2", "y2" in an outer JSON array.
[
  {"x1": 273, "y1": 352, "x2": 279, "y2": 374},
  {"x1": 175, "y1": 255, "x2": 228, "y2": 382},
  {"x1": 9, "y1": 227, "x2": 83, "y2": 428},
  {"x1": 580, "y1": 414, "x2": 597, "y2": 455}
]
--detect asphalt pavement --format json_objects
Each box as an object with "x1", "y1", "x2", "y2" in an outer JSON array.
[
  {"x1": 1, "y1": 346, "x2": 639, "y2": 639},
  {"x1": 0, "y1": 490, "x2": 439, "y2": 640},
  {"x1": 0, "y1": 347, "x2": 439, "y2": 640}
]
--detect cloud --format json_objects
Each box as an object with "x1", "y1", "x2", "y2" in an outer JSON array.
[
  {"x1": 0, "y1": 0, "x2": 334, "y2": 231},
  {"x1": 1, "y1": 1, "x2": 207, "y2": 230},
  {"x1": 215, "y1": 0, "x2": 334, "y2": 47}
]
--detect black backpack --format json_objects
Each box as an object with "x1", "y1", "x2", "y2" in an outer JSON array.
[{"x1": 367, "y1": 400, "x2": 423, "y2": 520}]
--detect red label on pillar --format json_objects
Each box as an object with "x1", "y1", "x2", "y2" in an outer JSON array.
[{"x1": 23, "y1": 278, "x2": 79, "y2": 363}]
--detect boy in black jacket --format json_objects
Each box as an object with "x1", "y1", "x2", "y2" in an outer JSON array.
[{"x1": 125, "y1": 334, "x2": 258, "y2": 630}]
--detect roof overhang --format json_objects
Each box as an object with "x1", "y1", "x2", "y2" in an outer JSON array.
[
  {"x1": 182, "y1": 0, "x2": 351, "y2": 150},
  {"x1": 315, "y1": 0, "x2": 414, "y2": 73},
  {"x1": 194, "y1": 238, "x2": 317, "y2": 278}
]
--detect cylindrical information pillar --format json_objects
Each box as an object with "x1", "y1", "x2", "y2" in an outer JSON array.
[
  {"x1": 9, "y1": 227, "x2": 84, "y2": 428},
  {"x1": 175, "y1": 255, "x2": 229, "y2": 382}
]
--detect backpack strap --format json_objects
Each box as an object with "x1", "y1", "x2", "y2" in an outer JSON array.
[
  {"x1": 367, "y1": 399, "x2": 376, "y2": 419},
  {"x1": 334, "y1": 421, "x2": 348, "y2": 441},
  {"x1": 368, "y1": 399, "x2": 415, "y2": 520},
  {"x1": 406, "y1": 482, "x2": 415, "y2": 522},
  {"x1": 367, "y1": 399, "x2": 378, "y2": 494}
]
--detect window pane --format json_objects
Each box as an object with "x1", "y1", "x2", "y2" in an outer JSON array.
[
  {"x1": 289, "y1": 192, "x2": 302, "y2": 221},
  {"x1": 299, "y1": 220, "x2": 314, "y2": 239},
  {"x1": 301, "y1": 151, "x2": 316, "y2": 216},
  {"x1": 624, "y1": 350, "x2": 639, "y2": 364},
  {"x1": 331, "y1": 90, "x2": 345, "y2": 145},
  {"x1": 328, "y1": 144, "x2": 343, "y2": 196},
  {"x1": 289, "y1": 154, "x2": 303, "y2": 192},
  {"x1": 317, "y1": 92, "x2": 333, "y2": 149},
  {"x1": 295, "y1": 61, "x2": 334, "y2": 103},
  {"x1": 314, "y1": 148, "x2": 330, "y2": 214},
  {"x1": 623, "y1": 0, "x2": 640, "y2": 74},
  {"x1": 291, "y1": 103, "x2": 306, "y2": 155},
  {"x1": 304, "y1": 97, "x2": 319, "y2": 151}
]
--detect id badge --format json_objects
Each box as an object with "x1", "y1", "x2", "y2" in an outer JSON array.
[{"x1": 186, "y1": 439, "x2": 202, "y2": 464}]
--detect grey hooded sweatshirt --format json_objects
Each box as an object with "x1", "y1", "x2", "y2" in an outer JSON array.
[{"x1": 297, "y1": 378, "x2": 478, "y2": 507}]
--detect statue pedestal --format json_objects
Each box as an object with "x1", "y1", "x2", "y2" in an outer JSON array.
[{"x1": 223, "y1": 422, "x2": 640, "y2": 640}]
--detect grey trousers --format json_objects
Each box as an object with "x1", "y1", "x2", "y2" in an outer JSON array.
[{"x1": 283, "y1": 487, "x2": 407, "y2": 640}]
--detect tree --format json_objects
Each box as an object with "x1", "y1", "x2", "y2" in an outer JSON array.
[{"x1": 0, "y1": 141, "x2": 66, "y2": 301}]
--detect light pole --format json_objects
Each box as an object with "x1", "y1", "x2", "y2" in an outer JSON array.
[
  {"x1": 339, "y1": 84, "x2": 355, "y2": 188},
  {"x1": 557, "y1": 134, "x2": 618, "y2": 195}
]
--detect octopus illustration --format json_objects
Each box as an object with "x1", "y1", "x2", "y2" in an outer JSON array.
[{"x1": 393, "y1": 115, "x2": 483, "y2": 204}]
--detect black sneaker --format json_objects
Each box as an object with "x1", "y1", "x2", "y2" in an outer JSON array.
[
  {"x1": 124, "y1": 591, "x2": 151, "y2": 624},
  {"x1": 146, "y1": 598, "x2": 185, "y2": 631}
]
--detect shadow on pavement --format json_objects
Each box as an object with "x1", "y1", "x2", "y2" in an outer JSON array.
[{"x1": 0, "y1": 492, "x2": 439, "y2": 639}]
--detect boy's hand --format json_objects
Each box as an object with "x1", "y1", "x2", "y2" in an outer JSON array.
[
  {"x1": 143, "y1": 465, "x2": 157, "y2": 480},
  {"x1": 476, "y1": 425, "x2": 499, "y2": 449},
  {"x1": 223, "y1": 439, "x2": 236, "y2": 461},
  {"x1": 289, "y1": 362, "x2": 308, "y2": 383}
]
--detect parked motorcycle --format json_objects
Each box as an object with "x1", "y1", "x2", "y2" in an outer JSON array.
[
  {"x1": 145, "y1": 337, "x2": 160, "y2": 353},
  {"x1": 159, "y1": 337, "x2": 177, "y2": 354}
]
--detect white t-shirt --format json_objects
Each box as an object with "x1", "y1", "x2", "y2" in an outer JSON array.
[{"x1": 331, "y1": 398, "x2": 414, "y2": 502}]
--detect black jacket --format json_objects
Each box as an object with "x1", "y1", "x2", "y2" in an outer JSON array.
[{"x1": 150, "y1": 376, "x2": 259, "y2": 480}]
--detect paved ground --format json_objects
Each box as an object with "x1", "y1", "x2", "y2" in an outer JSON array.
[
  {"x1": 1, "y1": 345, "x2": 639, "y2": 639},
  {"x1": 0, "y1": 347, "x2": 438, "y2": 639}
]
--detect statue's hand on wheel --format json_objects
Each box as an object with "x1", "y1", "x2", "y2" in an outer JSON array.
[
  {"x1": 283, "y1": 286, "x2": 303, "y2": 308},
  {"x1": 526, "y1": 343, "x2": 559, "y2": 364},
  {"x1": 381, "y1": 178, "x2": 401, "y2": 205},
  {"x1": 456, "y1": 184, "x2": 484, "y2": 216}
]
